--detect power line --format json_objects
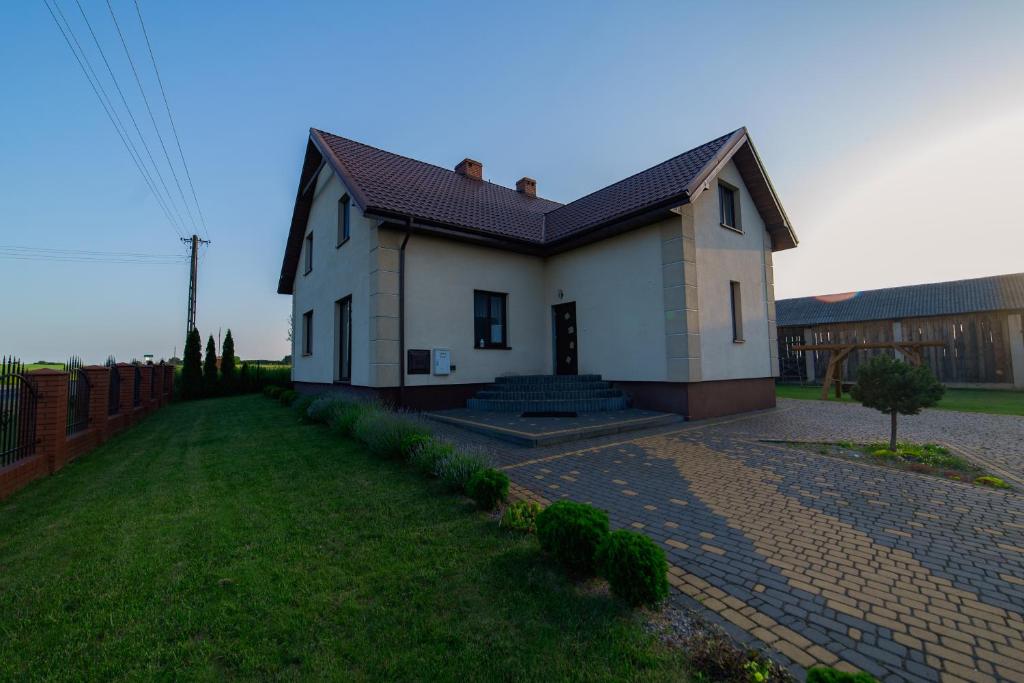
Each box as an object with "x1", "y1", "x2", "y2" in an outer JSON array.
[
  {"x1": 105, "y1": 0, "x2": 200, "y2": 238},
  {"x1": 41, "y1": 0, "x2": 185, "y2": 240},
  {"x1": 133, "y1": 0, "x2": 209, "y2": 241},
  {"x1": 0, "y1": 245, "x2": 188, "y2": 259},
  {"x1": 68, "y1": 0, "x2": 191, "y2": 240}
]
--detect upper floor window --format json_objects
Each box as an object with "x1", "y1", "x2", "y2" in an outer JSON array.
[
  {"x1": 337, "y1": 194, "x2": 350, "y2": 247},
  {"x1": 304, "y1": 233, "x2": 313, "y2": 274},
  {"x1": 719, "y1": 181, "x2": 741, "y2": 232},
  {"x1": 474, "y1": 290, "x2": 508, "y2": 349},
  {"x1": 730, "y1": 281, "x2": 744, "y2": 343},
  {"x1": 302, "y1": 310, "x2": 313, "y2": 355}
]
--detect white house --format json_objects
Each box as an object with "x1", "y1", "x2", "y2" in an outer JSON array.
[{"x1": 277, "y1": 127, "x2": 797, "y2": 419}]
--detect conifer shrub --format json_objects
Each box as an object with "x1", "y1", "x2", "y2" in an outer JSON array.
[
  {"x1": 465, "y1": 468, "x2": 509, "y2": 510},
  {"x1": 595, "y1": 530, "x2": 669, "y2": 607},
  {"x1": 536, "y1": 501, "x2": 609, "y2": 576},
  {"x1": 180, "y1": 328, "x2": 203, "y2": 400}
]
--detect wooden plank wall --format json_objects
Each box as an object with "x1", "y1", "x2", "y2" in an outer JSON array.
[
  {"x1": 901, "y1": 312, "x2": 1013, "y2": 384},
  {"x1": 777, "y1": 312, "x2": 1016, "y2": 385}
]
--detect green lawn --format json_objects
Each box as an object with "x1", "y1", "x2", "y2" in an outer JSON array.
[
  {"x1": 776, "y1": 383, "x2": 1024, "y2": 416},
  {"x1": 24, "y1": 362, "x2": 64, "y2": 371},
  {"x1": 0, "y1": 395, "x2": 687, "y2": 681}
]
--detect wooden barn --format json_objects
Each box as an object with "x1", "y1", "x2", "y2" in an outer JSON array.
[{"x1": 777, "y1": 272, "x2": 1024, "y2": 389}]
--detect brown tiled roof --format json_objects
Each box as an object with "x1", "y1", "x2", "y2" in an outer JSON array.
[
  {"x1": 543, "y1": 131, "x2": 735, "y2": 242},
  {"x1": 313, "y1": 130, "x2": 561, "y2": 243},
  {"x1": 312, "y1": 127, "x2": 738, "y2": 245}
]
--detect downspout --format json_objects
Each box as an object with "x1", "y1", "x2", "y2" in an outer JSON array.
[{"x1": 398, "y1": 220, "x2": 412, "y2": 406}]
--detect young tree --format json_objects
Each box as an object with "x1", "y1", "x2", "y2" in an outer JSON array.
[
  {"x1": 221, "y1": 329, "x2": 237, "y2": 393},
  {"x1": 203, "y1": 335, "x2": 219, "y2": 396},
  {"x1": 180, "y1": 329, "x2": 203, "y2": 400},
  {"x1": 850, "y1": 354, "x2": 945, "y2": 450},
  {"x1": 239, "y1": 362, "x2": 251, "y2": 393}
]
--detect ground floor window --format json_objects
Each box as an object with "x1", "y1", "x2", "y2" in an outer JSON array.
[
  {"x1": 302, "y1": 310, "x2": 313, "y2": 355},
  {"x1": 336, "y1": 296, "x2": 352, "y2": 382},
  {"x1": 474, "y1": 290, "x2": 508, "y2": 349}
]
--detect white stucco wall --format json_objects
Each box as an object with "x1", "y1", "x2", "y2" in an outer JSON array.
[
  {"x1": 693, "y1": 160, "x2": 774, "y2": 381},
  {"x1": 403, "y1": 234, "x2": 548, "y2": 386},
  {"x1": 543, "y1": 224, "x2": 668, "y2": 381},
  {"x1": 290, "y1": 167, "x2": 373, "y2": 385}
]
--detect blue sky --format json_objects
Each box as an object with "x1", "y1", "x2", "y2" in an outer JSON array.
[{"x1": 2, "y1": 0, "x2": 1022, "y2": 362}]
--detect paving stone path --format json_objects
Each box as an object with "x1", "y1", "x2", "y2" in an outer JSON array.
[{"x1": 432, "y1": 404, "x2": 1024, "y2": 682}]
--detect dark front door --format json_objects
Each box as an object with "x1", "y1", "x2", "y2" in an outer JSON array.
[{"x1": 553, "y1": 302, "x2": 578, "y2": 375}]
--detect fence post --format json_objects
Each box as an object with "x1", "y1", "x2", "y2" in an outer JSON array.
[
  {"x1": 117, "y1": 364, "x2": 135, "y2": 426},
  {"x1": 29, "y1": 369, "x2": 69, "y2": 475},
  {"x1": 83, "y1": 366, "x2": 110, "y2": 444},
  {"x1": 151, "y1": 365, "x2": 163, "y2": 409}
]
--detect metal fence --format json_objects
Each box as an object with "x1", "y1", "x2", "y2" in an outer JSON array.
[
  {"x1": 0, "y1": 356, "x2": 38, "y2": 468},
  {"x1": 107, "y1": 358, "x2": 120, "y2": 416},
  {"x1": 64, "y1": 355, "x2": 91, "y2": 435}
]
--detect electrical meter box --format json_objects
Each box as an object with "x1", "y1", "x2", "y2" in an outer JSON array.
[{"x1": 432, "y1": 348, "x2": 451, "y2": 375}]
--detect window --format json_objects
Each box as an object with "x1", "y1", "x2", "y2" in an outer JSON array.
[
  {"x1": 337, "y1": 194, "x2": 350, "y2": 247},
  {"x1": 730, "y1": 281, "x2": 744, "y2": 342},
  {"x1": 304, "y1": 233, "x2": 313, "y2": 274},
  {"x1": 719, "y1": 182, "x2": 741, "y2": 231},
  {"x1": 302, "y1": 310, "x2": 313, "y2": 355},
  {"x1": 336, "y1": 297, "x2": 352, "y2": 382},
  {"x1": 474, "y1": 290, "x2": 508, "y2": 349}
]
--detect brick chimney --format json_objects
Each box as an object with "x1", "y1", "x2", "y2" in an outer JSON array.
[
  {"x1": 516, "y1": 177, "x2": 537, "y2": 197},
  {"x1": 455, "y1": 158, "x2": 483, "y2": 181}
]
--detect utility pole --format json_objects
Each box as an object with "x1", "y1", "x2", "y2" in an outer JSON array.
[{"x1": 182, "y1": 234, "x2": 210, "y2": 337}]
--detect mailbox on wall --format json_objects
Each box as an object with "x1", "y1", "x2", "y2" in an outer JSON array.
[{"x1": 432, "y1": 348, "x2": 451, "y2": 375}]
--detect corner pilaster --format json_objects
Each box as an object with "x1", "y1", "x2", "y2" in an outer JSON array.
[
  {"x1": 369, "y1": 225, "x2": 402, "y2": 387},
  {"x1": 662, "y1": 207, "x2": 701, "y2": 382}
]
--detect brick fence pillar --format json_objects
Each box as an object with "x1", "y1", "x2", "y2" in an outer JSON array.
[
  {"x1": 28, "y1": 369, "x2": 68, "y2": 474},
  {"x1": 83, "y1": 366, "x2": 110, "y2": 444},
  {"x1": 117, "y1": 364, "x2": 135, "y2": 426},
  {"x1": 139, "y1": 365, "x2": 154, "y2": 413},
  {"x1": 151, "y1": 365, "x2": 164, "y2": 409}
]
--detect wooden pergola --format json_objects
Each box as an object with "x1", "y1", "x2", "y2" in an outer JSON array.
[{"x1": 791, "y1": 341, "x2": 945, "y2": 400}]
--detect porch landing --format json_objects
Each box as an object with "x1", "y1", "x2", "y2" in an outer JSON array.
[{"x1": 424, "y1": 408, "x2": 682, "y2": 447}]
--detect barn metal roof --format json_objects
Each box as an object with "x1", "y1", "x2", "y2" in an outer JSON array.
[{"x1": 776, "y1": 273, "x2": 1024, "y2": 327}]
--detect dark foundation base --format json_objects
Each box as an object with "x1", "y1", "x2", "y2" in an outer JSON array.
[
  {"x1": 296, "y1": 377, "x2": 776, "y2": 420},
  {"x1": 613, "y1": 377, "x2": 776, "y2": 420}
]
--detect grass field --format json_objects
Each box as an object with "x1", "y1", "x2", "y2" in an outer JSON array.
[
  {"x1": 776, "y1": 383, "x2": 1024, "y2": 416},
  {"x1": 0, "y1": 395, "x2": 688, "y2": 681},
  {"x1": 24, "y1": 362, "x2": 64, "y2": 371}
]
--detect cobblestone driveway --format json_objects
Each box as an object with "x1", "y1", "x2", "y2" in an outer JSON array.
[{"x1": 434, "y1": 404, "x2": 1024, "y2": 682}]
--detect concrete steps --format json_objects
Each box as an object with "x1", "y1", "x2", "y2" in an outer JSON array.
[{"x1": 467, "y1": 374, "x2": 629, "y2": 413}]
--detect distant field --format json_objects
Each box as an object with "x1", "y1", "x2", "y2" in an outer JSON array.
[
  {"x1": 777, "y1": 383, "x2": 1024, "y2": 416},
  {"x1": 24, "y1": 363, "x2": 64, "y2": 372}
]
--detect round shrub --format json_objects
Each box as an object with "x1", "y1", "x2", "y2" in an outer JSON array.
[
  {"x1": 500, "y1": 500, "x2": 542, "y2": 533},
  {"x1": 306, "y1": 396, "x2": 339, "y2": 424},
  {"x1": 465, "y1": 469, "x2": 509, "y2": 510},
  {"x1": 595, "y1": 530, "x2": 668, "y2": 607},
  {"x1": 293, "y1": 394, "x2": 316, "y2": 420},
  {"x1": 265, "y1": 385, "x2": 282, "y2": 399},
  {"x1": 536, "y1": 501, "x2": 609, "y2": 576},
  {"x1": 278, "y1": 389, "x2": 297, "y2": 405}
]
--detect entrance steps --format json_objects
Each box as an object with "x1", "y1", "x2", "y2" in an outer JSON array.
[{"x1": 467, "y1": 374, "x2": 629, "y2": 413}]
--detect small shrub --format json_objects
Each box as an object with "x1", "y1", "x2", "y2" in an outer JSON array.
[
  {"x1": 975, "y1": 475, "x2": 1010, "y2": 489},
  {"x1": 278, "y1": 389, "x2": 297, "y2": 405},
  {"x1": 500, "y1": 500, "x2": 542, "y2": 533},
  {"x1": 595, "y1": 530, "x2": 668, "y2": 607},
  {"x1": 536, "y1": 500, "x2": 609, "y2": 576},
  {"x1": 684, "y1": 629, "x2": 785, "y2": 683},
  {"x1": 265, "y1": 385, "x2": 282, "y2": 399},
  {"x1": 293, "y1": 394, "x2": 316, "y2": 421},
  {"x1": 353, "y1": 412, "x2": 431, "y2": 459},
  {"x1": 326, "y1": 399, "x2": 382, "y2": 437},
  {"x1": 806, "y1": 667, "x2": 876, "y2": 683},
  {"x1": 305, "y1": 396, "x2": 338, "y2": 423},
  {"x1": 465, "y1": 469, "x2": 509, "y2": 510},
  {"x1": 434, "y1": 450, "x2": 486, "y2": 491},
  {"x1": 409, "y1": 438, "x2": 455, "y2": 475}
]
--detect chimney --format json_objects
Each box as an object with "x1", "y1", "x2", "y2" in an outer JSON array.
[
  {"x1": 455, "y1": 158, "x2": 483, "y2": 181},
  {"x1": 516, "y1": 177, "x2": 537, "y2": 197}
]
